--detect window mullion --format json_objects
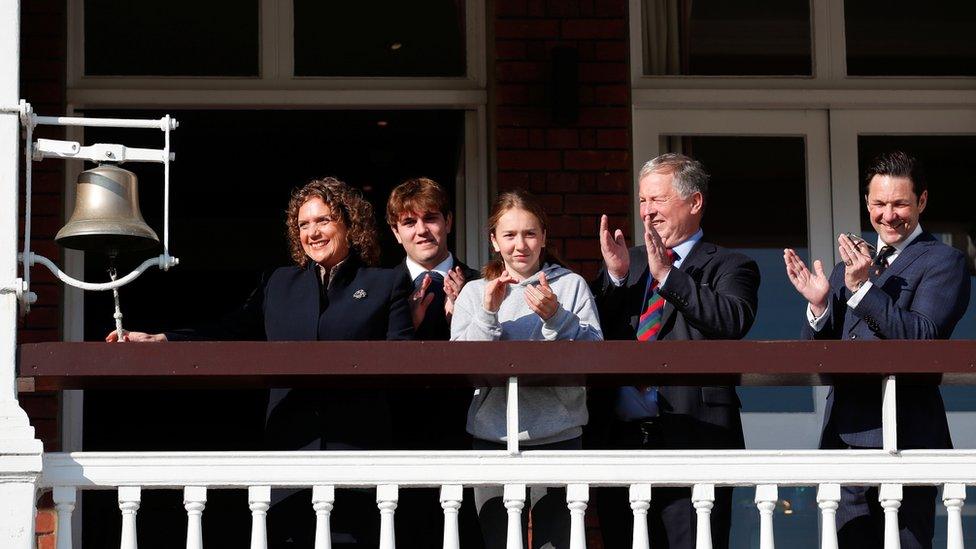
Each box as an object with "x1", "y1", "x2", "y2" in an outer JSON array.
[
  {"x1": 260, "y1": 0, "x2": 279, "y2": 80},
  {"x1": 276, "y1": 0, "x2": 295, "y2": 81}
]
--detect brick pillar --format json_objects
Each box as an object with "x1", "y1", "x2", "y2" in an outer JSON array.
[
  {"x1": 493, "y1": 0, "x2": 632, "y2": 281},
  {"x1": 19, "y1": 0, "x2": 67, "y2": 547}
]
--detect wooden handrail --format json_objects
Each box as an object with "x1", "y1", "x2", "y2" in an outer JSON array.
[{"x1": 17, "y1": 340, "x2": 976, "y2": 391}]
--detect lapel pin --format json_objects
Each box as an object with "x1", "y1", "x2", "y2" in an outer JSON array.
[{"x1": 353, "y1": 289, "x2": 367, "y2": 299}]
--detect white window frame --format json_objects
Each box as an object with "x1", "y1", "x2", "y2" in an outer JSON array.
[
  {"x1": 68, "y1": 0, "x2": 486, "y2": 92},
  {"x1": 828, "y1": 108, "x2": 976, "y2": 246},
  {"x1": 632, "y1": 109, "x2": 833, "y2": 263},
  {"x1": 628, "y1": 0, "x2": 976, "y2": 93}
]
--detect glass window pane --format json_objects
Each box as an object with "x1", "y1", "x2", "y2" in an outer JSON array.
[
  {"x1": 663, "y1": 136, "x2": 815, "y2": 407},
  {"x1": 84, "y1": 0, "x2": 259, "y2": 77},
  {"x1": 642, "y1": 0, "x2": 812, "y2": 76},
  {"x1": 845, "y1": 0, "x2": 976, "y2": 76},
  {"x1": 294, "y1": 0, "x2": 466, "y2": 77}
]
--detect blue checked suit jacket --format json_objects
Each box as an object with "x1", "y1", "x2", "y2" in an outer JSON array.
[{"x1": 803, "y1": 232, "x2": 971, "y2": 449}]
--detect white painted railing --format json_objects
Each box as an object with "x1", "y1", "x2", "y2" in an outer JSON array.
[{"x1": 37, "y1": 450, "x2": 974, "y2": 549}]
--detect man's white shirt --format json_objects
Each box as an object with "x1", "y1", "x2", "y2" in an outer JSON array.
[
  {"x1": 405, "y1": 252, "x2": 454, "y2": 282},
  {"x1": 609, "y1": 229, "x2": 704, "y2": 287},
  {"x1": 807, "y1": 224, "x2": 924, "y2": 331}
]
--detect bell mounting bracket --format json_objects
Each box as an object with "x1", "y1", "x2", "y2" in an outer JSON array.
[{"x1": 1, "y1": 100, "x2": 180, "y2": 315}]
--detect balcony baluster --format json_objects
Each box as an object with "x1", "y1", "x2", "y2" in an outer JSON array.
[
  {"x1": 754, "y1": 484, "x2": 777, "y2": 549},
  {"x1": 53, "y1": 486, "x2": 76, "y2": 549},
  {"x1": 879, "y1": 483, "x2": 902, "y2": 549},
  {"x1": 943, "y1": 483, "x2": 966, "y2": 549},
  {"x1": 692, "y1": 483, "x2": 714, "y2": 549},
  {"x1": 440, "y1": 485, "x2": 463, "y2": 549},
  {"x1": 377, "y1": 484, "x2": 398, "y2": 549},
  {"x1": 183, "y1": 486, "x2": 206, "y2": 549},
  {"x1": 248, "y1": 486, "x2": 271, "y2": 549},
  {"x1": 313, "y1": 485, "x2": 335, "y2": 549},
  {"x1": 118, "y1": 486, "x2": 141, "y2": 549},
  {"x1": 629, "y1": 484, "x2": 651, "y2": 549}
]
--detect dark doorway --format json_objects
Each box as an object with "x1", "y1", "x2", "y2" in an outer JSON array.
[{"x1": 78, "y1": 109, "x2": 465, "y2": 548}]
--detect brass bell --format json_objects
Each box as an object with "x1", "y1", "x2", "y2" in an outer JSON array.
[{"x1": 55, "y1": 164, "x2": 159, "y2": 256}]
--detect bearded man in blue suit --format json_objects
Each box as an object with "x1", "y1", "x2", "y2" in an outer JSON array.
[{"x1": 784, "y1": 151, "x2": 971, "y2": 549}]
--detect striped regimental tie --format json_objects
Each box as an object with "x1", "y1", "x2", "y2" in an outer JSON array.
[
  {"x1": 636, "y1": 249, "x2": 676, "y2": 341},
  {"x1": 615, "y1": 249, "x2": 678, "y2": 421}
]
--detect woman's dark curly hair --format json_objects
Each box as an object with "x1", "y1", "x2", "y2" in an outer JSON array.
[{"x1": 286, "y1": 177, "x2": 380, "y2": 267}]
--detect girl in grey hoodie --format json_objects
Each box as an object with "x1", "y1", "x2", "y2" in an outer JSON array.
[{"x1": 450, "y1": 189, "x2": 602, "y2": 549}]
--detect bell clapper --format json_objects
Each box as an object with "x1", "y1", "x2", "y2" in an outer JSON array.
[{"x1": 107, "y1": 264, "x2": 124, "y2": 342}]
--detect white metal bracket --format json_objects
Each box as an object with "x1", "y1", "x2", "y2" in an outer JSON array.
[
  {"x1": 33, "y1": 138, "x2": 175, "y2": 164},
  {"x1": 5, "y1": 101, "x2": 181, "y2": 314}
]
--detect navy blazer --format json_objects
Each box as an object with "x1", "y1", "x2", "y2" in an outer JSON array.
[
  {"x1": 804, "y1": 232, "x2": 971, "y2": 449},
  {"x1": 168, "y1": 255, "x2": 414, "y2": 449},
  {"x1": 392, "y1": 258, "x2": 481, "y2": 341},
  {"x1": 591, "y1": 240, "x2": 760, "y2": 449}
]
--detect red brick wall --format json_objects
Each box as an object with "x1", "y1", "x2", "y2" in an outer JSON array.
[
  {"x1": 19, "y1": 0, "x2": 66, "y2": 546},
  {"x1": 493, "y1": 0, "x2": 632, "y2": 281}
]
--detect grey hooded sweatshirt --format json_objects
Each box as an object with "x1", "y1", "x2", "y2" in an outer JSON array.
[{"x1": 450, "y1": 263, "x2": 603, "y2": 445}]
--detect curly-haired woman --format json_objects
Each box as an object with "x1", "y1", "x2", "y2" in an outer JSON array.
[
  {"x1": 106, "y1": 178, "x2": 414, "y2": 545},
  {"x1": 108, "y1": 176, "x2": 414, "y2": 439}
]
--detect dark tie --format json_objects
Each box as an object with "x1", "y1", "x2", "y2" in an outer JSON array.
[
  {"x1": 872, "y1": 245, "x2": 896, "y2": 279},
  {"x1": 412, "y1": 271, "x2": 446, "y2": 339},
  {"x1": 413, "y1": 270, "x2": 445, "y2": 294}
]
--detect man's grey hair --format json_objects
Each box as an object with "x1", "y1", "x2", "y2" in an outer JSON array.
[{"x1": 638, "y1": 153, "x2": 709, "y2": 202}]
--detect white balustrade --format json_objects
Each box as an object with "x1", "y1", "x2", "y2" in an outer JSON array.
[
  {"x1": 754, "y1": 484, "x2": 777, "y2": 549},
  {"x1": 879, "y1": 483, "x2": 902, "y2": 549},
  {"x1": 248, "y1": 486, "x2": 271, "y2": 549},
  {"x1": 943, "y1": 483, "x2": 966, "y2": 549},
  {"x1": 817, "y1": 483, "x2": 840, "y2": 549},
  {"x1": 692, "y1": 483, "x2": 714, "y2": 549},
  {"x1": 567, "y1": 484, "x2": 589, "y2": 549},
  {"x1": 629, "y1": 484, "x2": 651, "y2": 549},
  {"x1": 118, "y1": 486, "x2": 141, "y2": 549},
  {"x1": 377, "y1": 484, "x2": 398, "y2": 549},
  {"x1": 440, "y1": 485, "x2": 463, "y2": 549},
  {"x1": 30, "y1": 451, "x2": 976, "y2": 549},
  {"x1": 184, "y1": 486, "x2": 206, "y2": 549},
  {"x1": 313, "y1": 485, "x2": 335, "y2": 549},
  {"x1": 53, "y1": 486, "x2": 76, "y2": 549},
  {"x1": 504, "y1": 483, "x2": 526, "y2": 549}
]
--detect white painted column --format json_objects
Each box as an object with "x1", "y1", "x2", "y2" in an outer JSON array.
[
  {"x1": 377, "y1": 484, "x2": 398, "y2": 549},
  {"x1": 943, "y1": 483, "x2": 966, "y2": 549},
  {"x1": 567, "y1": 484, "x2": 589, "y2": 549},
  {"x1": 879, "y1": 484, "x2": 902, "y2": 549},
  {"x1": 692, "y1": 484, "x2": 714, "y2": 549},
  {"x1": 54, "y1": 487, "x2": 76, "y2": 549},
  {"x1": 183, "y1": 486, "x2": 206, "y2": 549},
  {"x1": 754, "y1": 484, "x2": 777, "y2": 549},
  {"x1": 118, "y1": 486, "x2": 141, "y2": 549},
  {"x1": 881, "y1": 376, "x2": 898, "y2": 454},
  {"x1": 312, "y1": 485, "x2": 335, "y2": 549},
  {"x1": 440, "y1": 485, "x2": 463, "y2": 549},
  {"x1": 629, "y1": 484, "x2": 651, "y2": 549},
  {"x1": 504, "y1": 484, "x2": 526, "y2": 549},
  {"x1": 817, "y1": 483, "x2": 840, "y2": 549},
  {"x1": 248, "y1": 486, "x2": 271, "y2": 549},
  {"x1": 0, "y1": 2, "x2": 45, "y2": 549},
  {"x1": 506, "y1": 377, "x2": 520, "y2": 455}
]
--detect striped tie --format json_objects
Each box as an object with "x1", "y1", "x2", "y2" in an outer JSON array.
[{"x1": 636, "y1": 249, "x2": 675, "y2": 342}]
